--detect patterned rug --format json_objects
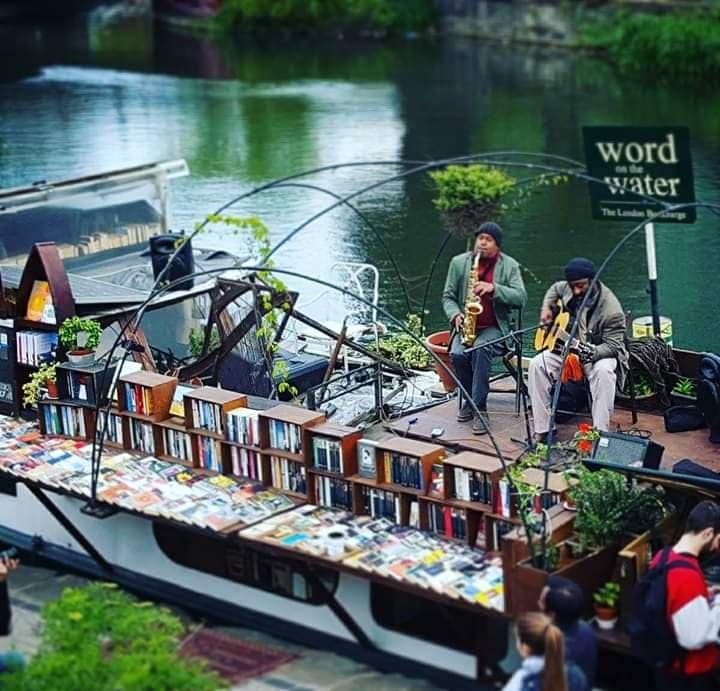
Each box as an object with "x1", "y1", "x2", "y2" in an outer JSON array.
[{"x1": 179, "y1": 628, "x2": 299, "y2": 683}]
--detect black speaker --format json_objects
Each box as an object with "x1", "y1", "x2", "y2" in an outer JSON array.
[
  {"x1": 149, "y1": 234, "x2": 194, "y2": 291},
  {"x1": 589, "y1": 430, "x2": 664, "y2": 470}
]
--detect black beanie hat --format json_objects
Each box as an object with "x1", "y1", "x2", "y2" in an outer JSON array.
[
  {"x1": 564, "y1": 257, "x2": 596, "y2": 282},
  {"x1": 474, "y1": 221, "x2": 503, "y2": 247}
]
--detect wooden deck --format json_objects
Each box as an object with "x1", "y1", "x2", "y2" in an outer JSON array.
[{"x1": 386, "y1": 389, "x2": 720, "y2": 473}]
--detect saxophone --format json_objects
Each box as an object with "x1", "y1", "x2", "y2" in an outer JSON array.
[{"x1": 461, "y1": 252, "x2": 484, "y2": 346}]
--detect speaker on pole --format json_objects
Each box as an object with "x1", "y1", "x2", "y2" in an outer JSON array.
[{"x1": 148, "y1": 233, "x2": 194, "y2": 291}]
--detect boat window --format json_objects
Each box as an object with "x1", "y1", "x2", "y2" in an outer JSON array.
[
  {"x1": 153, "y1": 523, "x2": 338, "y2": 605},
  {"x1": 370, "y1": 583, "x2": 508, "y2": 660}
]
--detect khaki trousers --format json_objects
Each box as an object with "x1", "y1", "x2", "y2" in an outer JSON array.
[{"x1": 528, "y1": 350, "x2": 617, "y2": 433}]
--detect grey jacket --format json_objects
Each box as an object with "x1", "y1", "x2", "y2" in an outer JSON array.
[
  {"x1": 542, "y1": 281, "x2": 629, "y2": 379},
  {"x1": 442, "y1": 252, "x2": 527, "y2": 336}
]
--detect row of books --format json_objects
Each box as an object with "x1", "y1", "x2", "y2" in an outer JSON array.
[
  {"x1": 226, "y1": 408, "x2": 259, "y2": 445},
  {"x1": 128, "y1": 419, "x2": 155, "y2": 454},
  {"x1": 313, "y1": 475, "x2": 352, "y2": 511},
  {"x1": 189, "y1": 398, "x2": 223, "y2": 434},
  {"x1": 41, "y1": 404, "x2": 86, "y2": 438},
  {"x1": 99, "y1": 410, "x2": 124, "y2": 446},
  {"x1": 162, "y1": 428, "x2": 193, "y2": 463},
  {"x1": 197, "y1": 436, "x2": 222, "y2": 473},
  {"x1": 451, "y1": 467, "x2": 495, "y2": 505},
  {"x1": 428, "y1": 503, "x2": 467, "y2": 541},
  {"x1": 382, "y1": 451, "x2": 424, "y2": 490},
  {"x1": 0, "y1": 418, "x2": 296, "y2": 531},
  {"x1": 16, "y1": 330, "x2": 57, "y2": 367},
  {"x1": 270, "y1": 456, "x2": 306, "y2": 494},
  {"x1": 268, "y1": 420, "x2": 303, "y2": 454},
  {"x1": 228, "y1": 447, "x2": 263, "y2": 481},
  {"x1": 63, "y1": 370, "x2": 93, "y2": 402},
  {"x1": 359, "y1": 486, "x2": 401, "y2": 522},
  {"x1": 123, "y1": 383, "x2": 154, "y2": 416},
  {"x1": 241, "y1": 506, "x2": 504, "y2": 610},
  {"x1": 311, "y1": 437, "x2": 344, "y2": 473}
]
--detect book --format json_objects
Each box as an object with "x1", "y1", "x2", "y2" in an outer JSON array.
[{"x1": 26, "y1": 280, "x2": 53, "y2": 323}]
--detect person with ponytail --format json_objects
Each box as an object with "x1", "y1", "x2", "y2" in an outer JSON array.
[{"x1": 502, "y1": 612, "x2": 589, "y2": 691}]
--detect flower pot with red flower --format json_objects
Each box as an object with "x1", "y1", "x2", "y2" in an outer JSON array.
[
  {"x1": 59, "y1": 317, "x2": 102, "y2": 366},
  {"x1": 594, "y1": 581, "x2": 620, "y2": 630},
  {"x1": 573, "y1": 423, "x2": 600, "y2": 458}
]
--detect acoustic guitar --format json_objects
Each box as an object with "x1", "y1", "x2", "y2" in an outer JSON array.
[{"x1": 534, "y1": 300, "x2": 582, "y2": 354}]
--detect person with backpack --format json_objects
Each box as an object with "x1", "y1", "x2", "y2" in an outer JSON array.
[
  {"x1": 502, "y1": 612, "x2": 589, "y2": 691},
  {"x1": 538, "y1": 576, "x2": 597, "y2": 687},
  {"x1": 629, "y1": 500, "x2": 720, "y2": 690}
]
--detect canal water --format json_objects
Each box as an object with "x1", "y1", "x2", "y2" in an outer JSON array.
[{"x1": 0, "y1": 3, "x2": 719, "y2": 351}]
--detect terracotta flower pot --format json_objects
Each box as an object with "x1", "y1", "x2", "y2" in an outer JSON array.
[
  {"x1": 594, "y1": 605, "x2": 618, "y2": 630},
  {"x1": 424, "y1": 331, "x2": 456, "y2": 393},
  {"x1": 46, "y1": 380, "x2": 59, "y2": 400}
]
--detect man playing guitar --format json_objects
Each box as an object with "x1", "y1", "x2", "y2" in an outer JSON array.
[{"x1": 528, "y1": 257, "x2": 628, "y2": 443}]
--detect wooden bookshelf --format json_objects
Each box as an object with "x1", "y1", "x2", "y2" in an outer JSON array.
[
  {"x1": 118, "y1": 371, "x2": 176, "y2": 422},
  {"x1": 374, "y1": 437, "x2": 446, "y2": 494},
  {"x1": 154, "y1": 416, "x2": 195, "y2": 467},
  {"x1": 258, "y1": 404, "x2": 325, "y2": 494},
  {"x1": 98, "y1": 405, "x2": 126, "y2": 450},
  {"x1": 38, "y1": 400, "x2": 95, "y2": 441},
  {"x1": 184, "y1": 386, "x2": 247, "y2": 438},
  {"x1": 306, "y1": 422, "x2": 361, "y2": 508}
]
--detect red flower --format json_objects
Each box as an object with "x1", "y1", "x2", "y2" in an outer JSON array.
[
  {"x1": 578, "y1": 423, "x2": 592, "y2": 434},
  {"x1": 578, "y1": 439, "x2": 593, "y2": 454}
]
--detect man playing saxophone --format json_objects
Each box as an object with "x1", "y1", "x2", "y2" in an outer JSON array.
[{"x1": 442, "y1": 222, "x2": 527, "y2": 434}]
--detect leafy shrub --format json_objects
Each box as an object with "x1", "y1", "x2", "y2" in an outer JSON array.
[
  {"x1": 580, "y1": 9, "x2": 720, "y2": 80},
  {"x1": 374, "y1": 313, "x2": 431, "y2": 370},
  {"x1": 219, "y1": 0, "x2": 437, "y2": 35},
  {"x1": 2, "y1": 583, "x2": 225, "y2": 691}
]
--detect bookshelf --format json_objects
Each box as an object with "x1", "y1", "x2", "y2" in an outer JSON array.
[
  {"x1": 350, "y1": 436, "x2": 446, "y2": 527},
  {"x1": 155, "y1": 416, "x2": 194, "y2": 467},
  {"x1": 14, "y1": 243, "x2": 76, "y2": 414},
  {"x1": 38, "y1": 400, "x2": 95, "y2": 440},
  {"x1": 183, "y1": 387, "x2": 247, "y2": 473},
  {"x1": 98, "y1": 405, "x2": 126, "y2": 449},
  {"x1": 258, "y1": 404, "x2": 325, "y2": 497},
  {"x1": 306, "y1": 421, "x2": 361, "y2": 511},
  {"x1": 57, "y1": 361, "x2": 117, "y2": 407},
  {"x1": 419, "y1": 452, "x2": 506, "y2": 548},
  {"x1": 117, "y1": 370, "x2": 177, "y2": 423}
]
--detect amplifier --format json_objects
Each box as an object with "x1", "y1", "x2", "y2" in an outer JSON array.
[{"x1": 589, "y1": 430, "x2": 664, "y2": 470}]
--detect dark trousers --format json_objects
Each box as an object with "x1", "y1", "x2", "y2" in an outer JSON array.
[
  {"x1": 449, "y1": 326, "x2": 504, "y2": 410},
  {"x1": 654, "y1": 669, "x2": 716, "y2": 691}
]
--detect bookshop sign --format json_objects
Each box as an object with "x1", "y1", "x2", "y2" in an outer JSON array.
[{"x1": 582, "y1": 126, "x2": 695, "y2": 224}]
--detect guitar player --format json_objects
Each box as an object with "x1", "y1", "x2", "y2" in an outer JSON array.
[{"x1": 527, "y1": 257, "x2": 629, "y2": 443}]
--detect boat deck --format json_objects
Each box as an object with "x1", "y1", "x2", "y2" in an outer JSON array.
[{"x1": 385, "y1": 390, "x2": 720, "y2": 473}]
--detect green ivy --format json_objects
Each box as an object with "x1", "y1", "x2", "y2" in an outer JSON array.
[
  {"x1": 188, "y1": 325, "x2": 220, "y2": 359},
  {"x1": 200, "y1": 214, "x2": 298, "y2": 397},
  {"x1": 2, "y1": 583, "x2": 225, "y2": 691}
]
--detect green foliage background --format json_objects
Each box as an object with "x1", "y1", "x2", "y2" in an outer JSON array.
[
  {"x1": 218, "y1": 0, "x2": 437, "y2": 34},
  {"x1": 581, "y1": 9, "x2": 720, "y2": 80}
]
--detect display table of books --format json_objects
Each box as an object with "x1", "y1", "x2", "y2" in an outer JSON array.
[
  {"x1": 239, "y1": 504, "x2": 505, "y2": 613},
  {"x1": 0, "y1": 414, "x2": 506, "y2": 614},
  {"x1": 0, "y1": 417, "x2": 296, "y2": 532}
]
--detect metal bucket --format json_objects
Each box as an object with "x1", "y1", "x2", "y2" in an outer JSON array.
[{"x1": 632, "y1": 316, "x2": 673, "y2": 346}]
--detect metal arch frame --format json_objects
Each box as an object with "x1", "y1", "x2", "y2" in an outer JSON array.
[{"x1": 88, "y1": 150, "x2": 720, "y2": 566}]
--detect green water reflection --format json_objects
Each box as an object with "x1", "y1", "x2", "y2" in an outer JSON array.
[{"x1": 0, "y1": 7, "x2": 717, "y2": 350}]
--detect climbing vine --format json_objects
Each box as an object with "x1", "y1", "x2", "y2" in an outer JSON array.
[{"x1": 197, "y1": 214, "x2": 298, "y2": 397}]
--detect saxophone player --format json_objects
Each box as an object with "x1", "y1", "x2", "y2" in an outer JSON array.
[{"x1": 442, "y1": 222, "x2": 527, "y2": 434}]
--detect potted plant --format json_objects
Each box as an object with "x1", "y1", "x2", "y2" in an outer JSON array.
[
  {"x1": 59, "y1": 317, "x2": 102, "y2": 366},
  {"x1": 594, "y1": 581, "x2": 621, "y2": 629},
  {"x1": 22, "y1": 361, "x2": 58, "y2": 407},
  {"x1": 374, "y1": 314, "x2": 432, "y2": 371},
  {"x1": 671, "y1": 376, "x2": 697, "y2": 404}
]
